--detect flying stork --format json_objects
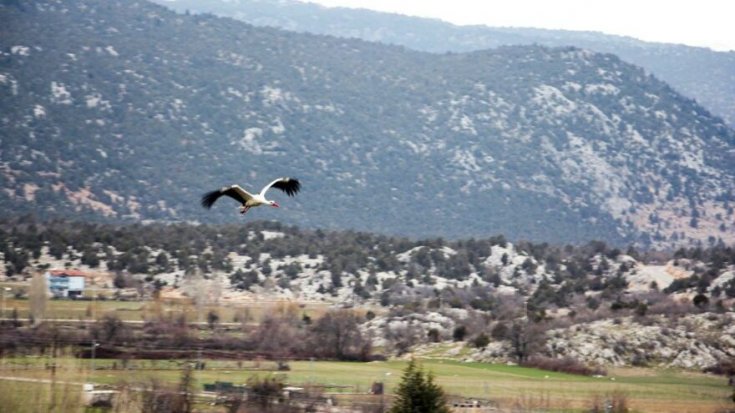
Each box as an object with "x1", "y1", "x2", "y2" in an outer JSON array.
[{"x1": 201, "y1": 177, "x2": 301, "y2": 215}]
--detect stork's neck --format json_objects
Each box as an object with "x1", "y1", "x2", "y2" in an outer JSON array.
[{"x1": 249, "y1": 194, "x2": 268, "y2": 206}]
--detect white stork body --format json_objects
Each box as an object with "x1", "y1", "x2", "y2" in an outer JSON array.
[{"x1": 201, "y1": 177, "x2": 301, "y2": 215}]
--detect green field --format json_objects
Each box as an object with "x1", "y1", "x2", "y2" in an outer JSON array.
[
  {"x1": 0, "y1": 295, "x2": 732, "y2": 411},
  {"x1": 0, "y1": 355, "x2": 731, "y2": 412}
]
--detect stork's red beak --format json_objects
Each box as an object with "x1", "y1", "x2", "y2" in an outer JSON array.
[{"x1": 271, "y1": 202, "x2": 280, "y2": 208}]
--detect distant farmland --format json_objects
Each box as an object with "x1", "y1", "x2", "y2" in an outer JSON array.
[{"x1": 0, "y1": 355, "x2": 731, "y2": 412}]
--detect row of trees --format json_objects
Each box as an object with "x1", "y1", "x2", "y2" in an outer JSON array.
[
  {"x1": 6, "y1": 216, "x2": 728, "y2": 287},
  {"x1": 1, "y1": 302, "x2": 372, "y2": 362},
  {"x1": 0, "y1": 217, "x2": 644, "y2": 280}
]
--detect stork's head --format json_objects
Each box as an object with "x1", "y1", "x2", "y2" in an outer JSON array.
[{"x1": 269, "y1": 201, "x2": 280, "y2": 208}]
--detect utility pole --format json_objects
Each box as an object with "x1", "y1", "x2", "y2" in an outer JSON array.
[
  {"x1": 91, "y1": 340, "x2": 98, "y2": 373},
  {"x1": 91, "y1": 287, "x2": 97, "y2": 321},
  {"x1": 0, "y1": 287, "x2": 9, "y2": 320},
  {"x1": 197, "y1": 295, "x2": 203, "y2": 372}
]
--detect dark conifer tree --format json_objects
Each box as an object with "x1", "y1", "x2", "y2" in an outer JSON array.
[{"x1": 389, "y1": 358, "x2": 451, "y2": 413}]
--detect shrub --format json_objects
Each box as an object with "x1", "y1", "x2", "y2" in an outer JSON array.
[
  {"x1": 427, "y1": 328, "x2": 441, "y2": 343},
  {"x1": 471, "y1": 333, "x2": 490, "y2": 349},
  {"x1": 588, "y1": 391, "x2": 629, "y2": 413},
  {"x1": 523, "y1": 356, "x2": 606, "y2": 376},
  {"x1": 246, "y1": 375, "x2": 285, "y2": 409},
  {"x1": 703, "y1": 359, "x2": 735, "y2": 376},
  {"x1": 141, "y1": 368, "x2": 193, "y2": 413},
  {"x1": 452, "y1": 325, "x2": 467, "y2": 341},
  {"x1": 490, "y1": 322, "x2": 509, "y2": 340}
]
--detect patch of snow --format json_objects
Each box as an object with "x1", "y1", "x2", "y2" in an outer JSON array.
[
  {"x1": 50, "y1": 81, "x2": 72, "y2": 105},
  {"x1": 172, "y1": 98, "x2": 185, "y2": 112},
  {"x1": 710, "y1": 269, "x2": 735, "y2": 292},
  {"x1": 11, "y1": 46, "x2": 30, "y2": 56},
  {"x1": 679, "y1": 148, "x2": 706, "y2": 172},
  {"x1": 238, "y1": 127, "x2": 263, "y2": 154},
  {"x1": 235, "y1": 127, "x2": 280, "y2": 155},
  {"x1": 86, "y1": 94, "x2": 101, "y2": 108},
  {"x1": 23, "y1": 183, "x2": 39, "y2": 202},
  {"x1": 271, "y1": 117, "x2": 285, "y2": 134},
  {"x1": 261, "y1": 85, "x2": 296, "y2": 106},
  {"x1": 584, "y1": 83, "x2": 620, "y2": 95},
  {"x1": 418, "y1": 105, "x2": 438, "y2": 123},
  {"x1": 627, "y1": 264, "x2": 676, "y2": 291},
  {"x1": 261, "y1": 231, "x2": 285, "y2": 240},
  {"x1": 531, "y1": 85, "x2": 577, "y2": 116},
  {"x1": 562, "y1": 81, "x2": 582, "y2": 92},
  {"x1": 455, "y1": 115, "x2": 476, "y2": 134},
  {"x1": 396, "y1": 246, "x2": 457, "y2": 263},
  {"x1": 105, "y1": 46, "x2": 119, "y2": 56},
  {"x1": 451, "y1": 149, "x2": 482, "y2": 173},
  {"x1": 33, "y1": 105, "x2": 46, "y2": 118}
]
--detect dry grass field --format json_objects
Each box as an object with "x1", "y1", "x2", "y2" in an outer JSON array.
[
  {"x1": 0, "y1": 295, "x2": 334, "y2": 323},
  {"x1": 0, "y1": 354, "x2": 731, "y2": 412}
]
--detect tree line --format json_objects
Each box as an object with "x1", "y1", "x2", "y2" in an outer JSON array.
[{"x1": 3, "y1": 216, "x2": 735, "y2": 306}]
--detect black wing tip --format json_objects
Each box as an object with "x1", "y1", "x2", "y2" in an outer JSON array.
[
  {"x1": 282, "y1": 177, "x2": 301, "y2": 197},
  {"x1": 270, "y1": 177, "x2": 301, "y2": 197},
  {"x1": 200, "y1": 189, "x2": 222, "y2": 209}
]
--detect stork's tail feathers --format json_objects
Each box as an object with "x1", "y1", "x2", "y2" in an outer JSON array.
[{"x1": 201, "y1": 189, "x2": 223, "y2": 209}]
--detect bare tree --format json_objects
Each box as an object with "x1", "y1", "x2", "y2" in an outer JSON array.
[
  {"x1": 139, "y1": 366, "x2": 194, "y2": 413},
  {"x1": 310, "y1": 309, "x2": 369, "y2": 360},
  {"x1": 184, "y1": 271, "x2": 223, "y2": 324},
  {"x1": 29, "y1": 272, "x2": 47, "y2": 325},
  {"x1": 178, "y1": 365, "x2": 195, "y2": 413},
  {"x1": 183, "y1": 271, "x2": 207, "y2": 323},
  {"x1": 92, "y1": 314, "x2": 131, "y2": 344},
  {"x1": 246, "y1": 375, "x2": 286, "y2": 411},
  {"x1": 508, "y1": 320, "x2": 547, "y2": 364},
  {"x1": 255, "y1": 312, "x2": 304, "y2": 358},
  {"x1": 384, "y1": 318, "x2": 421, "y2": 356},
  {"x1": 207, "y1": 309, "x2": 220, "y2": 330}
]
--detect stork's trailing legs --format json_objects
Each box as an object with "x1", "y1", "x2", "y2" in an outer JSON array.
[{"x1": 239, "y1": 205, "x2": 250, "y2": 215}]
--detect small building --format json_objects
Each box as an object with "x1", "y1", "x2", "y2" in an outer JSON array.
[
  {"x1": 45, "y1": 269, "x2": 87, "y2": 298},
  {"x1": 203, "y1": 381, "x2": 246, "y2": 394},
  {"x1": 451, "y1": 399, "x2": 498, "y2": 413},
  {"x1": 82, "y1": 383, "x2": 117, "y2": 408}
]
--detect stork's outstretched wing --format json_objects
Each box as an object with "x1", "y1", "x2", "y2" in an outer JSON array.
[
  {"x1": 201, "y1": 185, "x2": 254, "y2": 209},
  {"x1": 260, "y1": 177, "x2": 301, "y2": 197}
]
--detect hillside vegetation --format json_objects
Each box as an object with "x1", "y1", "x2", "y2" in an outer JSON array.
[
  {"x1": 158, "y1": 0, "x2": 735, "y2": 129},
  {"x1": 2, "y1": 217, "x2": 734, "y2": 370},
  {"x1": 2, "y1": 0, "x2": 735, "y2": 246}
]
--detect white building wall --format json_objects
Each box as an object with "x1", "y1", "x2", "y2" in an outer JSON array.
[{"x1": 67, "y1": 276, "x2": 85, "y2": 291}]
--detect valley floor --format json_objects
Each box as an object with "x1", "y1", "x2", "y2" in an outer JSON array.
[{"x1": 0, "y1": 356, "x2": 731, "y2": 412}]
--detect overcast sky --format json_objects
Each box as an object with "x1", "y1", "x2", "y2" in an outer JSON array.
[{"x1": 301, "y1": 0, "x2": 735, "y2": 52}]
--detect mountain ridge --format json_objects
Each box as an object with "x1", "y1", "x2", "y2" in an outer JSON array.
[
  {"x1": 156, "y1": 0, "x2": 735, "y2": 129},
  {"x1": 1, "y1": 0, "x2": 735, "y2": 247}
]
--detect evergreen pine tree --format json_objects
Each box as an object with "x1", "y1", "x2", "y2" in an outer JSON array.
[{"x1": 389, "y1": 358, "x2": 451, "y2": 413}]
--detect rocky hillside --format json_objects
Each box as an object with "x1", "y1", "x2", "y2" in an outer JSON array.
[
  {"x1": 397, "y1": 312, "x2": 735, "y2": 370},
  {"x1": 157, "y1": 0, "x2": 735, "y2": 129},
  {"x1": 2, "y1": 0, "x2": 735, "y2": 247},
  {"x1": 2, "y1": 218, "x2": 734, "y2": 368}
]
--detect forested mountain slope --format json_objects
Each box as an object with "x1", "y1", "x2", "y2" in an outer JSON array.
[
  {"x1": 159, "y1": 0, "x2": 735, "y2": 128},
  {"x1": 2, "y1": 0, "x2": 735, "y2": 246}
]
